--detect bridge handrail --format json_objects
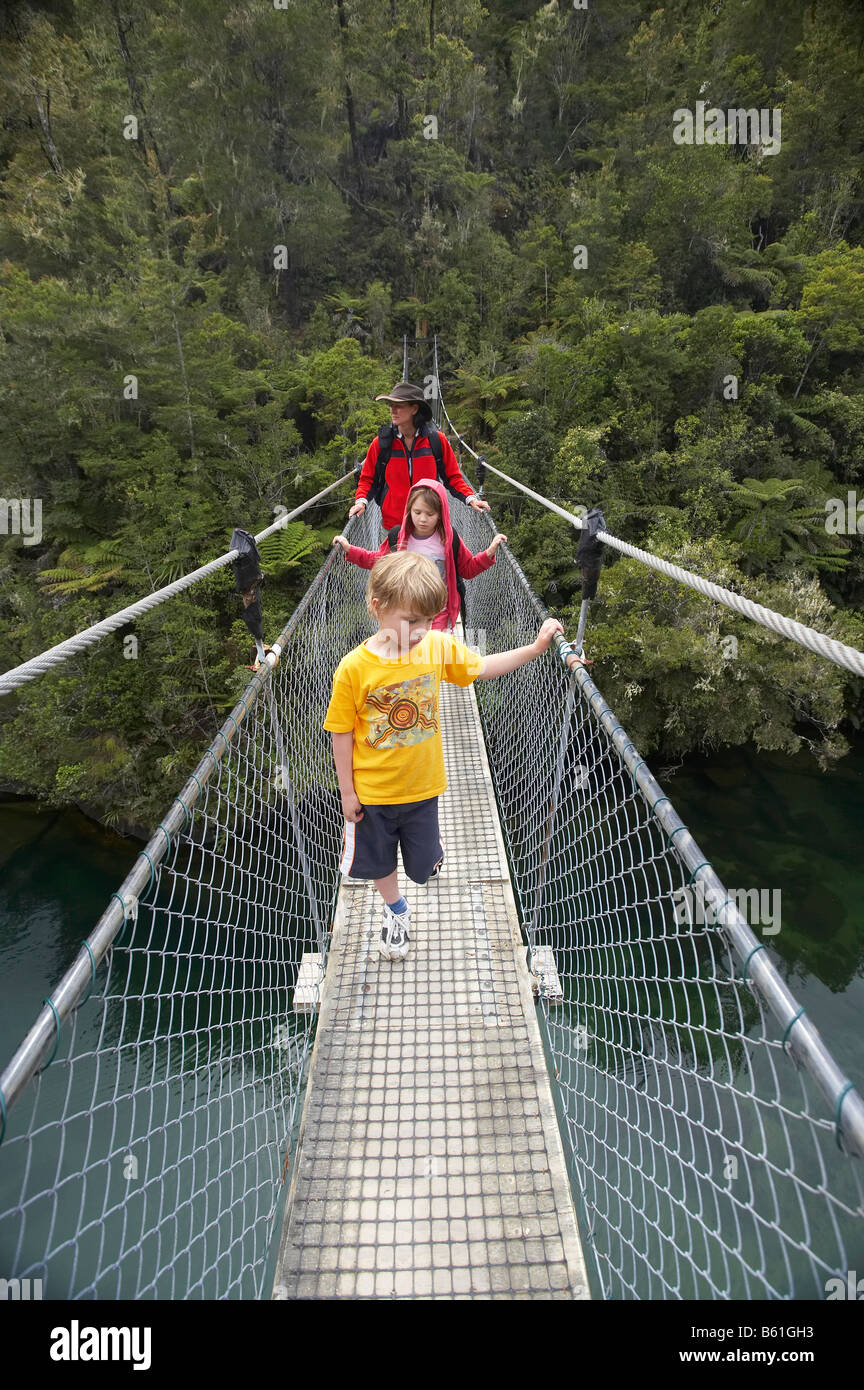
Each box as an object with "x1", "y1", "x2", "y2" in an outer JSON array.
[
  {"x1": 0, "y1": 470, "x2": 356, "y2": 697},
  {"x1": 0, "y1": 513, "x2": 358, "y2": 1132},
  {"x1": 439, "y1": 398, "x2": 864, "y2": 680},
  {"x1": 459, "y1": 500, "x2": 864, "y2": 1158}
]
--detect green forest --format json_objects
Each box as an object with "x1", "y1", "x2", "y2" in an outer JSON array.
[{"x1": 1, "y1": 0, "x2": 863, "y2": 830}]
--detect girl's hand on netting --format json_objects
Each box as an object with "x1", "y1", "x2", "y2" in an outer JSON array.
[
  {"x1": 533, "y1": 618, "x2": 563, "y2": 654},
  {"x1": 332, "y1": 534, "x2": 350, "y2": 552},
  {"x1": 342, "y1": 791, "x2": 364, "y2": 822},
  {"x1": 486, "y1": 533, "x2": 507, "y2": 556}
]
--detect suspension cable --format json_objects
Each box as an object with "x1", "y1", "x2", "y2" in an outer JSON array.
[
  {"x1": 0, "y1": 470, "x2": 356, "y2": 696},
  {"x1": 438, "y1": 399, "x2": 864, "y2": 681}
]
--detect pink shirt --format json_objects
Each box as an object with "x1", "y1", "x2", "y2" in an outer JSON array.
[
  {"x1": 406, "y1": 532, "x2": 449, "y2": 629},
  {"x1": 406, "y1": 531, "x2": 446, "y2": 577}
]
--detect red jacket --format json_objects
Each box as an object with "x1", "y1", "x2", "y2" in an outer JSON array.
[
  {"x1": 345, "y1": 478, "x2": 494, "y2": 630},
  {"x1": 354, "y1": 422, "x2": 475, "y2": 530}
]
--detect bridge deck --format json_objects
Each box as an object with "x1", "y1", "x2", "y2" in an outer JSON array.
[{"x1": 272, "y1": 667, "x2": 591, "y2": 1300}]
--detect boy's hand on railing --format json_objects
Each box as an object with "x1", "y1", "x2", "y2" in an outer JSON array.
[
  {"x1": 533, "y1": 618, "x2": 564, "y2": 655},
  {"x1": 467, "y1": 496, "x2": 490, "y2": 511},
  {"x1": 332, "y1": 534, "x2": 350, "y2": 552},
  {"x1": 348, "y1": 499, "x2": 367, "y2": 518},
  {"x1": 478, "y1": 618, "x2": 565, "y2": 680},
  {"x1": 486, "y1": 533, "x2": 508, "y2": 557},
  {"x1": 341, "y1": 791, "x2": 364, "y2": 823}
]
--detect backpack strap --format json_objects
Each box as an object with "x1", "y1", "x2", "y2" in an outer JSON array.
[
  {"x1": 386, "y1": 525, "x2": 399, "y2": 550},
  {"x1": 425, "y1": 423, "x2": 444, "y2": 483},
  {"x1": 367, "y1": 424, "x2": 397, "y2": 505},
  {"x1": 425, "y1": 423, "x2": 466, "y2": 501},
  {"x1": 451, "y1": 531, "x2": 466, "y2": 609}
]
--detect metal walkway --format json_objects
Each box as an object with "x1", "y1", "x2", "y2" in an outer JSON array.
[{"x1": 272, "y1": 668, "x2": 591, "y2": 1300}]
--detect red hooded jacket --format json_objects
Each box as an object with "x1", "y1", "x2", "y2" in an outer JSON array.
[{"x1": 344, "y1": 477, "x2": 495, "y2": 630}]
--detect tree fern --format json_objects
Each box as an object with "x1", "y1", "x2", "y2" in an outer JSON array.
[
  {"x1": 728, "y1": 478, "x2": 848, "y2": 575},
  {"x1": 257, "y1": 521, "x2": 320, "y2": 575},
  {"x1": 37, "y1": 539, "x2": 127, "y2": 595}
]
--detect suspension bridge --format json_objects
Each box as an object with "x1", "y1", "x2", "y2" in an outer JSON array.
[{"x1": 0, "y1": 364, "x2": 863, "y2": 1301}]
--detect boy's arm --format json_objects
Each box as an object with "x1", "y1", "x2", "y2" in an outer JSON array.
[
  {"x1": 331, "y1": 731, "x2": 363, "y2": 821},
  {"x1": 476, "y1": 618, "x2": 563, "y2": 680}
]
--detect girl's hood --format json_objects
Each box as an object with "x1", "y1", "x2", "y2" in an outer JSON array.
[
  {"x1": 397, "y1": 476, "x2": 455, "y2": 551},
  {"x1": 396, "y1": 477, "x2": 460, "y2": 628}
]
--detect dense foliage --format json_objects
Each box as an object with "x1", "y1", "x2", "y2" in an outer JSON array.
[{"x1": 1, "y1": 0, "x2": 863, "y2": 828}]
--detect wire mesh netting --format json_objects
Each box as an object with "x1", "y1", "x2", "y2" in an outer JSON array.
[
  {"x1": 456, "y1": 503, "x2": 864, "y2": 1301},
  {"x1": 0, "y1": 505, "x2": 382, "y2": 1299},
  {"x1": 1, "y1": 497, "x2": 862, "y2": 1300}
]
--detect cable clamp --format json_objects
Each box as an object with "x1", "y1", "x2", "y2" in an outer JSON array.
[{"x1": 558, "y1": 640, "x2": 593, "y2": 668}]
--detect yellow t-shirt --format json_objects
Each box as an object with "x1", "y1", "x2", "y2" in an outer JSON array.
[{"x1": 323, "y1": 631, "x2": 484, "y2": 804}]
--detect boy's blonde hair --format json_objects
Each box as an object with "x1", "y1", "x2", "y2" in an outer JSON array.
[{"x1": 366, "y1": 550, "x2": 447, "y2": 618}]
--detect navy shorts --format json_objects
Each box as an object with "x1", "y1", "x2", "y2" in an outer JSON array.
[{"x1": 339, "y1": 798, "x2": 442, "y2": 883}]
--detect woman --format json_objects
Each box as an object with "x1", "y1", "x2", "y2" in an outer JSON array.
[{"x1": 348, "y1": 380, "x2": 491, "y2": 531}]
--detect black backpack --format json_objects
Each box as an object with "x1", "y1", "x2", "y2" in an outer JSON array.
[
  {"x1": 367, "y1": 421, "x2": 461, "y2": 505},
  {"x1": 386, "y1": 524, "x2": 467, "y2": 617}
]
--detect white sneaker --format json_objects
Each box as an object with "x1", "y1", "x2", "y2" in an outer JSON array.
[{"x1": 379, "y1": 902, "x2": 411, "y2": 961}]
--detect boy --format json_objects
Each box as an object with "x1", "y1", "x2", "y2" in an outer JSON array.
[{"x1": 323, "y1": 550, "x2": 578, "y2": 961}]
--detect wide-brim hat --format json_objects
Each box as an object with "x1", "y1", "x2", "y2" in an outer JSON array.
[{"x1": 374, "y1": 380, "x2": 433, "y2": 419}]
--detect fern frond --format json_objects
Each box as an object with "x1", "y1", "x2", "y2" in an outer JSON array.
[{"x1": 258, "y1": 521, "x2": 319, "y2": 574}]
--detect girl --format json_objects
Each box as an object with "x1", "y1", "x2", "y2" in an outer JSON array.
[{"x1": 333, "y1": 478, "x2": 507, "y2": 631}]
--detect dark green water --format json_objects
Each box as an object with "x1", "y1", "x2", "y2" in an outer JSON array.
[
  {"x1": 0, "y1": 801, "x2": 137, "y2": 1068},
  {"x1": 664, "y1": 742, "x2": 864, "y2": 1088}
]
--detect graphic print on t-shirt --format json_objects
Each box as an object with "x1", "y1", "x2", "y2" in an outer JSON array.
[{"x1": 364, "y1": 672, "x2": 438, "y2": 750}]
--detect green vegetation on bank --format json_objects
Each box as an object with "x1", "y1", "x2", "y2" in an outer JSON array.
[{"x1": 1, "y1": 0, "x2": 863, "y2": 826}]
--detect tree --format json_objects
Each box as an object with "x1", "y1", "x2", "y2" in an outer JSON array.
[
  {"x1": 727, "y1": 476, "x2": 848, "y2": 576},
  {"x1": 793, "y1": 243, "x2": 864, "y2": 397}
]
